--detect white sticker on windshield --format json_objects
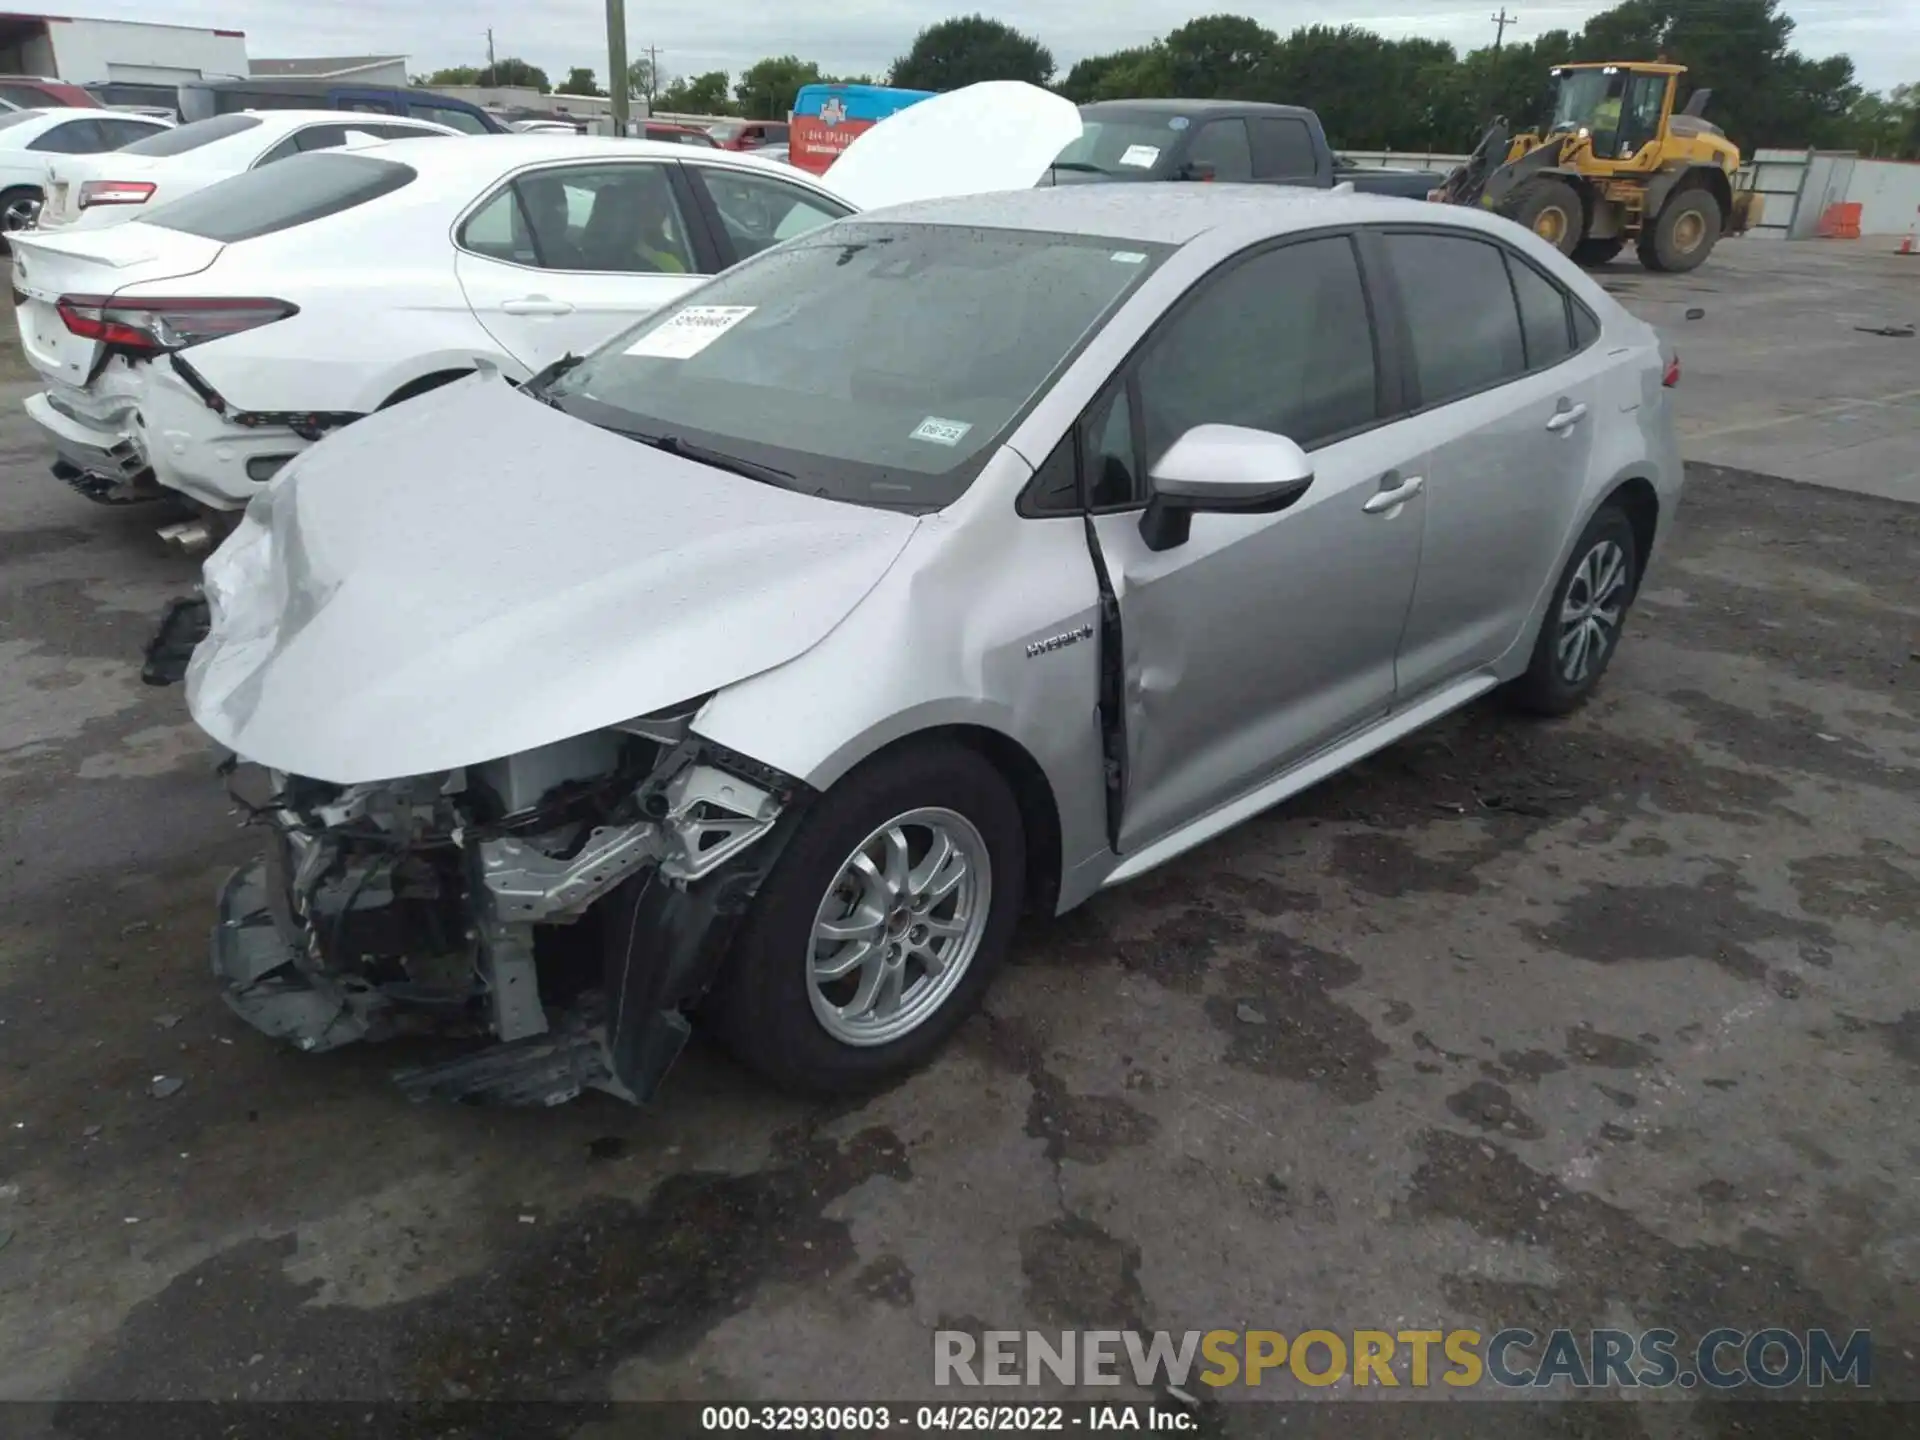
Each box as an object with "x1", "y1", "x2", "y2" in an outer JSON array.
[
  {"x1": 1119, "y1": 144, "x2": 1160, "y2": 168},
  {"x1": 623, "y1": 305, "x2": 756, "y2": 359},
  {"x1": 911, "y1": 416, "x2": 972, "y2": 447},
  {"x1": 1110, "y1": 250, "x2": 1147, "y2": 264}
]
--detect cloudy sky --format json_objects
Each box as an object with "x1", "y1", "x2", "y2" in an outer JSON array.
[{"x1": 106, "y1": 0, "x2": 1913, "y2": 92}]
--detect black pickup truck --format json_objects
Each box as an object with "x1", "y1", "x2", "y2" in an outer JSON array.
[{"x1": 1043, "y1": 98, "x2": 1444, "y2": 199}]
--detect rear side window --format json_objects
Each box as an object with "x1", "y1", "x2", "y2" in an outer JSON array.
[
  {"x1": 1187, "y1": 118, "x2": 1252, "y2": 182},
  {"x1": 1382, "y1": 232, "x2": 1527, "y2": 406},
  {"x1": 1573, "y1": 300, "x2": 1601, "y2": 348},
  {"x1": 1251, "y1": 116, "x2": 1318, "y2": 180},
  {"x1": 122, "y1": 113, "x2": 263, "y2": 156},
  {"x1": 1507, "y1": 254, "x2": 1574, "y2": 369},
  {"x1": 141, "y1": 153, "x2": 416, "y2": 242}
]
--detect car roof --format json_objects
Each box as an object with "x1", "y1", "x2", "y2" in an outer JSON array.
[
  {"x1": 1079, "y1": 98, "x2": 1314, "y2": 119},
  {"x1": 855, "y1": 184, "x2": 1439, "y2": 246},
  {"x1": 363, "y1": 132, "x2": 819, "y2": 184}
]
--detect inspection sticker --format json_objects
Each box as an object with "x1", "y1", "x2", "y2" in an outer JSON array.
[
  {"x1": 624, "y1": 305, "x2": 756, "y2": 359},
  {"x1": 1119, "y1": 144, "x2": 1160, "y2": 168},
  {"x1": 911, "y1": 416, "x2": 972, "y2": 447},
  {"x1": 1111, "y1": 250, "x2": 1147, "y2": 264}
]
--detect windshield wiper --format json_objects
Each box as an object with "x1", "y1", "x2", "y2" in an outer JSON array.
[
  {"x1": 620, "y1": 430, "x2": 798, "y2": 490},
  {"x1": 1048, "y1": 160, "x2": 1108, "y2": 174},
  {"x1": 519, "y1": 351, "x2": 585, "y2": 402}
]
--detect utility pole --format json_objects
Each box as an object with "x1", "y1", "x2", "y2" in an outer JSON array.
[
  {"x1": 607, "y1": 0, "x2": 629, "y2": 134},
  {"x1": 485, "y1": 27, "x2": 495, "y2": 84},
  {"x1": 1490, "y1": 8, "x2": 1517, "y2": 51},
  {"x1": 647, "y1": 45, "x2": 659, "y2": 107}
]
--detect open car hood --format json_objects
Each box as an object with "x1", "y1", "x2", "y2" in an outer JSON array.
[
  {"x1": 821, "y1": 80, "x2": 1084, "y2": 211},
  {"x1": 185, "y1": 378, "x2": 919, "y2": 784}
]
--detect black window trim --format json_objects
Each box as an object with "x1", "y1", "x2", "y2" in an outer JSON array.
[
  {"x1": 1018, "y1": 224, "x2": 1405, "y2": 519},
  {"x1": 678, "y1": 158, "x2": 855, "y2": 268},
  {"x1": 451, "y1": 158, "x2": 724, "y2": 276},
  {"x1": 1366, "y1": 223, "x2": 1603, "y2": 418}
]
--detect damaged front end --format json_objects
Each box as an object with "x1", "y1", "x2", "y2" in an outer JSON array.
[{"x1": 214, "y1": 715, "x2": 810, "y2": 1106}]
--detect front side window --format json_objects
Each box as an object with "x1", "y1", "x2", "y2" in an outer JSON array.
[
  {"x1": 1136, "y1": 235, "x2": 1378, "y2": 470},
  {"x1": 1187, "y1": 118, "x2": 1253, "y2": 182},
  {"x1": 543, "y1": 222, "x2": 1170, "y2": 511},
  {"x1": 1382, "y1": 232, "x2": 1527, "y2": 406},
  {"x1": 467, "y1": 163, "x2": 694, "y2": 274},
  {"x1": 694, "y1": 166, "x2": 849, "y2": 260}
]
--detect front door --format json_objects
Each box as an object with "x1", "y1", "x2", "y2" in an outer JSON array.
[
  {"x1": 1086, "y1": 233, "x2": 1429, "y2": 854},
  {"x1": 453, "y1": 160, "x2": 713, "y2": 373},
  {"x1": 1374, "y1": 229, "x2": 1607, "y2": 698}
]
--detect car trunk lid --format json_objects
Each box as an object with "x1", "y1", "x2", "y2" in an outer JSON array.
[
  {"x1": 39, "y1": 152, "x2": 164, "y2": 229},
  {"x1": 10, "y1": 222, "x2": 224, "y2": 384}
]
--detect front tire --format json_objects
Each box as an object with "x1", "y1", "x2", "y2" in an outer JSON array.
[
  {"x1": 1505, "y1": 505, "x2": 1640, "y2": 717},
  {"x1": 710, "y1": 740, "x2": 1026, "y2": 1095},
  {"x1": 1497, "y1": 177, "x2": 1585, "y2": 256},
  {"x1": 1640, "y1": 189, "x2": 1722, "y2": 273}
]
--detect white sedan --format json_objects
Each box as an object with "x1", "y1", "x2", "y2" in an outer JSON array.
[
  {"x1": 9, "y1": 82, "x2": 1081, "y2": 528},
  {"x1": 0, "y1": 107, "x2": 174, "y2": 235},
  {"x1": 32, "y1": 109, "x2": 465, "y2": 233}
]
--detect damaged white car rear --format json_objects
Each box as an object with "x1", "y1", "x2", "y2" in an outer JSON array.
[{"x1": 185, "y1": 186, "x2": 1683, "y2": 1108}]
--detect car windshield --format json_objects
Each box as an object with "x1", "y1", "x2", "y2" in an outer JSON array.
[
  {"x1": 121, "y1": 113, "x2": 263, "y2": 156},
  {"x1": 1549, "y1": 69, "x2": 1620, "y2": 131},
  {"x1": 1052, "y1": 113, "x2": 1183, "y2": 176},
  {"x1": 545, "y1": 220, "x2": 1171, "y2": 511}
]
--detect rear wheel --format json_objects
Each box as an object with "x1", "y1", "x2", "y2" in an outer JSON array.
[
  {"x1": 709, "y1": 741, "x2": 1026, "y2": 1095},
  {"x1": 1572, "y1": 236, "x2": 1627, "y2": 268},
  {"x1": 1505, "y1": 505, "x2": 1640, "y2": 717},
  {"x1": 1639, "y1": 189, "x2": 1722, "y2": 273},
  {"x1": 1498, "y1": 178, "x2": 1585, "y2": 256}
]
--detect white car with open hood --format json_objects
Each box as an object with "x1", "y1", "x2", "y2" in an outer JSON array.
[
  {"x1": 31, "y1": 109, "x2": 465, "y2": 234},
  {"x1": 7, "y1": 83, "x2": 1083, "y2": 540}
]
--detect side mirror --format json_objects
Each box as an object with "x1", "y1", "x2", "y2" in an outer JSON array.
[
  {"x1": 1139, "y1": 425, "x2": 1315, "y2": 553},
  {"x1": 1179, "y1": 160, "x2": 1217, "y2": 183}
]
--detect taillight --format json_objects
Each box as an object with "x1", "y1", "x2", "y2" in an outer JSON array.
[
  {"x1": 1663, "y1": 353, "x2": 1681, "y2": 388},
  {"x1": 77, "y1": 180, "x2": 156, "y2": 208},
  {"x1": 56, "y1": 295, "x2": 297, "y2": 355}
]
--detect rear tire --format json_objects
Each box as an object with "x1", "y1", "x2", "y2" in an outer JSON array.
[
  {"x1": 709, "y1": 740, "x2": 1026, "y2": 1096},
  {"x1": 1639, "y1": 189, "x2": 1722, "y2": 273},
  {"x1": 1504, "y1": 505, "x2": 1640, "y2": 717},
  {"x1": 1497, "y1": 178, "x2": 1585, "y2": 256},
  {"x1": 0, "y1": 185, "x2": 41, "y2": 245},
  {"x1": 1572, "y1": 236, "x2": 1627, "y2": 268}
]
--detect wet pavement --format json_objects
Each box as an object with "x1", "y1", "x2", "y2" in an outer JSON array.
[{"x1": 1, "y1": 243, "x2": 1916, "y2": 1433}]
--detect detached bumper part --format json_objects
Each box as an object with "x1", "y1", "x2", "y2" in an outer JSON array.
[{"x1": 207, "y1": 740, "x2": 809, "y2": 1106}]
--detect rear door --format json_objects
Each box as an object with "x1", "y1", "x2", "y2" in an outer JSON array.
[
  {"x1": 1373, "y1": 227, "x2": 1610, "y2": 698},
  {"x1": 10, "y1": 224, "x2": 224, "y2": 383},
  {"x1": 453, "y1": 160, "x2": 720, "y2": 371},
  {"x1": 680, "y1": 161, "x2": 852, "y2": 265}
]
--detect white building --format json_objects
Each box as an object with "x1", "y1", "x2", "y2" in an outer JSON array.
[
  {"x1": 0, "y1": 12, "x2": 247, "y2": 86},
  {"x1": 249, "y1": 55, "x2": 410, "y2": 87}
]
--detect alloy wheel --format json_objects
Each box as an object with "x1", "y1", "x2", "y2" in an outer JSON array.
[
  {"x1": 2, "y1": 194, "x2": 39, "y2": 233},
  {"x1": 806, "y1": 807, "x2": 991, "y2": 1047},
  {"x1": 1558, "y1": 539, "x2": 1629, "y2": 685}
]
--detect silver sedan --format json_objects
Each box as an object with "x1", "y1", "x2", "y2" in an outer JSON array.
[{"x1": 184, "y1": 184, "x2": 1685, "y2": 1106}]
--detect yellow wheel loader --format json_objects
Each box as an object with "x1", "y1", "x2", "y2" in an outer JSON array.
[{"x1": 1431, "y1": 62, "x2": 1764, "y2": 272}]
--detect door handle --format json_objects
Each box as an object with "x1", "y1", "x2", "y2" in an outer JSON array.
[
  {"x1": 1546, "y1": 402, "x2": 1589, "y2": 433},
  {"x1": 501, "y1": 296, "x2": 575, "y2": 316},
  {"x1": 1363, "y1": 474, "x2": 1425, "y2": 515}
]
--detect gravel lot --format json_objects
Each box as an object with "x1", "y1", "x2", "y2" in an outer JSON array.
[{"x1": 1, "y1": 239, "x2": 1916, "y2": 1433}]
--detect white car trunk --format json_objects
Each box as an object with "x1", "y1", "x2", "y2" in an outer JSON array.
[
  {"x1": 37, "y1": 153, "x2": 164, "y2": 230},
  {"x1": 10, "y1": 224, "x2": 225, "y2": 384}
]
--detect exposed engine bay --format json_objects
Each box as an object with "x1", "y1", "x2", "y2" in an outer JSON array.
[{"x1": 213, "y1": 710, "x2": 810, "y2": 1106}]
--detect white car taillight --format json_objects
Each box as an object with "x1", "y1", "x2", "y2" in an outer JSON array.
[
  {"x1": 56, "y1": 295, "x2": 298, "y2": 356},
  {"x1": 77, "y1": 180, "x2": 157, "y2": 208}
]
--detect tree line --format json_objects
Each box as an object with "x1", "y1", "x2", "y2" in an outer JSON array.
[{"x1": 418, "y1": 0, "x2": 1917, "y2": 156}]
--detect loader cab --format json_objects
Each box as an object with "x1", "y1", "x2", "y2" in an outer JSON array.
[{"x1": 1547, "y1": 63, "x2": 1677, "y2": 166}]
